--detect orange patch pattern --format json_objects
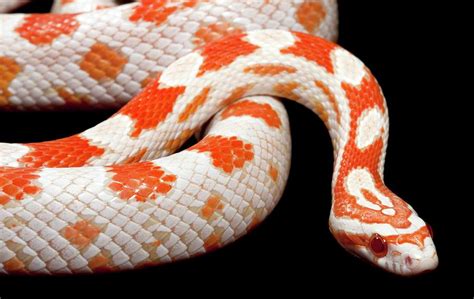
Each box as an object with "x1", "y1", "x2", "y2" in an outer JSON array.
[
  {"x1": 204, "y1": 231, "x2": 222, "y2": 252},
  {"x1": 163, "y1": 129, "x2": 194, "y2": 152},
  {"x1": 122, "y1": 148, "x2": 148, "y2": 164},
  {"x1": 197, "y1": 33, "x2": 259, "y2": 77},
  {"x1": 200, "y1": 195, "x2": 224, "y2": 219},
  {"x1": 273, "y1": 81, "x2": 300, "y2": 99},
  {"x1": 108, "y1": 161, "x2": 176, "y2": 201},
  {"x1": 269, "y1": 165, "x2": 279, "y2": 182},
  {"x1": 248, "y1": 215, "x2": 261, "y2": 232},
  {"x1": 243, "y1": 64, "x2": 297, "y2": 76},
  {"x1": 129, "y1": 0, "x2": 197, "y2": 26},
  {"x1": 220, "y1": 99, "x2": 281, "y2": 128},
  {"x1": 61, "y1": 0, "x2": 75, "y2": 4},
  {"x1": 296, "y1": 0, "x2": 326, "y2": 33},
  {"x1": 20, "y1": 135, "x2": 105, "y2": 168},
  {"x1": 3, "y1": 257, "x2": 26, "y2": 273},
  {"x1": 63, "y1": 220, "x2": 101, "y2": 249},
  {"x1": 281, "y1": 32, "x2": 336, "y2": 73},
  {"x1": 385, "y1": 226, "x2": 431, "y2": 247},
  {"x1": 118, "y1": 79, "x2": 186, "y2": 137},
  {"x1": 333, "y1": 72, "x2": 412, "y2": 228},
  {"x1": 0, "y1": 167, "x2": 41, "y2": 205},
  {"x1": 55, "y1": 86, "x2": 92, "y2": 107},
  {"x1": 141, "y1": 71, "x2": 162, "y2": 88},
  {"x1": 221, "y1": 84, "x2": 254, "y2": 107},
  {"x1": 313, "y1": 101, "x2": 329, "y2": 124},
  {"x1": 79, "y1": 43, "x2": 127, "y2": 81},
  {"x1": 189, "y1": 135, "x2": 254, "y2": 173},
  {"x1": 193, "y1": 21, "x2": 243, "y2": 47},
  {"x1": 315, "y1": 80, "x2": 340, "y2": 123},
  {"x1": 178, "y1": 86, "x2": 211, "y2": 122},
  {"x1": 88, "y1": 253, "x2": 113, "y2": 272},
  {"x1": 0, "y1": 56, "x2": 21, "y2": 106},
  {"x1": 16, "y1": 14, "x2": 79, "y2": 45}
]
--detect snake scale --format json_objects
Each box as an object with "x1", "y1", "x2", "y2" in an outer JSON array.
[{"x1": 0, "y1": 0, "x2": 438, "y2": 276}]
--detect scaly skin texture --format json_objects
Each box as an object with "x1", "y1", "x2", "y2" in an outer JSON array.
[
  {"x1": 0, "y1": 0, "x2": 338, "y2": 110},
  {"x1": 51, "y1": 0, "x2": 118, "y2": 13},
  {"x1": 0, "y1": 29, "x2": 438, "y2": 275}
]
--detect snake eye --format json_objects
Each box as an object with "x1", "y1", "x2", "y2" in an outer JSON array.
[{"x1": 369, "y1": 233, "x2": 388, "y2": 257}]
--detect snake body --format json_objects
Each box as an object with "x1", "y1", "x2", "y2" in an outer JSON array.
[
  {"x1": 0, "y1": 0, "x2": 438, "y2": 276},
  {"x1": 0, "y1": 0, "x2": 337, "y2": 110}
]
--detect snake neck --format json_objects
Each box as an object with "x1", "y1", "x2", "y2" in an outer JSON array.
[{"x1": 327, "y1": 71, "x2": 408, "y2": 229}]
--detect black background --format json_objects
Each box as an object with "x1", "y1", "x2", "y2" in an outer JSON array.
[{"x1": 0, "y1": 1, "x2": 467, "y2": 298}]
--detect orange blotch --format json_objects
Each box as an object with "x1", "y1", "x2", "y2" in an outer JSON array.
[
  {"x1": 0, "y1": 167, "x2": 41, "y2": 205},
  {"x1": 108, "y1": 161, "x2": 176, "y2": 202},
  {"x1": 3, "y1": 257, "x2": 26, "y2": 273},
  {"x1": 333, "y1": 72, "x2": 411, "y2": 228},
  {"x1": 141, "y1": 72, "x2": 162, "y2": 88},
  {"x1": 123, "y1": 148, "x2": 148, "y2": 164},
  {"x1": 55, "y1": 86, "x2": 92, "y2": 107},
  {"x1": 200, "y1": 195, "x2": 224, "y2": 219},
  {"x1": 269, "y1": 165, "x2": 279, "y2": 182},
  {"x1": 129, "y1": 0, "x2": 197, "y2": 26},
  {"x1": 273, "y1": 81, "x2": 300, "y2": 99},
  {"x1": 220, "y1": 99, "x2": 281, "y2": 128},
  {"x1": 385, "y1": 226, "x2": 431, "y2": 247},
  {"x1": 0, "y1": 56, "x2": 22, "y2": 106},
  {"x1": 313, "y1": 101, "x2": 328, "y2": 124},
  {"x1": 61, "y1": 0, "x2": 74, "y2": 4},
  {"x1": 16, "y1": 14, "x2": 79, "y2": 45},
  {"x1": 79, "y1": 43, "x2": 127, "y2": 81},
  {"x1": 197, "y1": 33, "x2": 258, "y2": 77},
  {"x1": 178, "y1": 86, "x2": 211, "y2": 122},
  {"x1": 243, "y1": 64, "x2": 297, "y2": 76},
  {"x1": 193, "y1": 21, "x2": 243, "y2": 47},
  {"x1": 204, "y1": 232, "x2": 222, "y2": 252},
  {"x1": 221, "y1": 84, "x2": 254, "y2": 107},
  {"x1": 88, "y1": 254, "x2": 113, "y2": 272},
  {"x1": 19, "y1": 135, "x2": 105, "y2": 168},
  {"x1": 296, "y1": 0, "x2": 326, "y2": 33},
  {"x1": 247, "y1": 215, "x2": 261, "y2": 232},
  {"x1": 281, "y1": 32, "x2": 336, "y2": 73},
  {"x1": 163, "y1": 129, "x2": 194, "y2": 152},
  {"x1": 315, "y1": 80, "x2": 340, "y2": 124},
  {"x1": 63, "y1": 220, "x2": 101, "y2": 249},
  {"x1": 118, "y1": 79, "x2": 186, "y2": 137},
  {"x1": 129, "y1": 0, "x2": 176, "y2": 25},
  {"x1": 189, "y1": 136, "x2": 254, "y2": 173}
]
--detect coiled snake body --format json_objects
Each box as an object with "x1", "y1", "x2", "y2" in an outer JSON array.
[{"x1": 0, "y1": 0, "x2": 438, "y2": 276}]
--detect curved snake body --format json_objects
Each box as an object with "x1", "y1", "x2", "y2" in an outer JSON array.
[
  {"x1": 0, "y1": 0, "x2": 337, "y2": 110},
  {"x1": 0, "y1": 0, "x2": 438, "y2": 276}
]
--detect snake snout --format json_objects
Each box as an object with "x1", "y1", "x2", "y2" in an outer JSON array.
[{"x1": 402, "y1": 245, "x2": 439, "y2": 275}]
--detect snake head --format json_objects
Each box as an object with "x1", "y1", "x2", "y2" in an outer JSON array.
[{"x1": 329, "y1": 210, "x2": 438, "y2": 276}]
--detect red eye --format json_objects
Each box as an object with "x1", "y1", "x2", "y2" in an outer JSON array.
[
  {"x1": 369, "y1": 233, "x2": 388, "y2": 257},
  {"x1": 426, "y1": 223, "x2": 434, "y2": 238}
]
